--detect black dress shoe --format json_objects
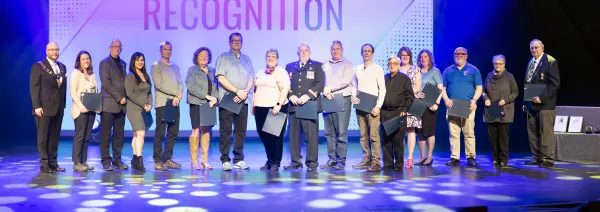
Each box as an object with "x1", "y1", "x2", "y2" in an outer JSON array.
[
  {"x1": 320, "y1": 160, "x2": 337, "y2": 169},
  {"x1": 307, "y1": 167, "x2": 318, "y2": 172},
  {"x1": 383, "y1": 166, "x2": 395, "y2": 170},
  {"x1": 467, "y1": 157, "x2": 477, "y2": 166},
  {"x1": 260, "y1": 163, "x2": 271, "y2": 171},
  {"x1": 269, "y1": 165, "x2": 279, "y2": 172},
  {"x1": 40, "y1": 165, "x2": 55, "y2": 173},
  {"x1": 113, "y1": 161, "x2": 129, "y2": 170},
  {"x1": 539, "y1": 161, "x2": 554, "y2": 167},
  {"x1": 524, "y1": 160, "x2": 541, "y2": 165},
  {"x1": 51, "y1": 165, "x2": 66, "y2": 172},
  {"x1": 283, "y1": 164, "x2": 303, "y2": 170},
  {"x1": 499, "y1": 162, "x2": 507, "y2": 167},
  {"x1": 103, "y1": 164, "x2": 114, "y2": 171},
  {"x1": 445, "y1": 158, "x2": 460, "y2": 166}
]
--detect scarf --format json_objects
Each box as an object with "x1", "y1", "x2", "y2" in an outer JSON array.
[
  {"x1": 265, "y1": 66, "x2": 275, "y2": 75},
  {"x1": 486, "y1": 69, "x2": 507, "y2": 91}
]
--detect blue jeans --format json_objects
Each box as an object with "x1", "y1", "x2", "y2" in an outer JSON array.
[{"x1": 322, "y1": 96, "x2": 351, "y2": 162}]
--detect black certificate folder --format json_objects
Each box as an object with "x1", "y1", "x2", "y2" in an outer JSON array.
[
  {"x1": 421, "y1": 82, "x2": 441, "y2": 107},
  {"x1": 163, "y1": 99, "x2": 178, "y2": 123},
  {"x1": 199, "y1": 103, "x2": 217, "y2": 127},
  {"x1": 486, "y1": 100, "x2": 504, "y2": 120},
  {"x1": 80, "y1": 92, "x2": 102, "y2": 112},
  {"x1": 141, "y1": 111, "x2": 153, "y2": 131},
  {"x1": 408, "y1": 98, "x2": 428, "y2": 117},
  {"x1": 220, "y1": 92, "x2": 243, "y2": 114},
  {"x1": 321, "y1": 94, "x2": 345, "y2": 113},
  {"x1": 448, "y1": 99, "x2": 470, "y2": 119},
  {"x1": 382, "y1": 116, "x2": 405, "y2": 136},
  {"x1": 524, "y1": 84, "x2": 546, "y2": 101},
  {"x1": 296, "y1": 100, "x2": 318, "y2": 120},
  {"x1": 263, "y1": 110, "x2": 288, "y2": 136},
  {"x1": 353, "y1": 92, "x2": 377, "y2": 113}
]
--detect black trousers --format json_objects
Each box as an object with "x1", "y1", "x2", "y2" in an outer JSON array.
[
  {"x1": 154, "y1": 106, "x2": 180, "y2": 163},
  {"x1": 254, "y1": 106, "x2": 288, "y2": 166},
  {"x1": 288, "y1": 111, "x2": 319, "y2": 168},
  {"x1": 100, "y1": 112, "x2": 126, "y2": 165},
  {"x1": 487, "y1": 122, "x2": 510, "y2": 164},
  {"x1": 219, "y1": 104, "x2": 248, "y2": 163},
  {"x1": 73, "y1": 112, "x2": 95, "y2": 164},
  {"x1": 527, "y1": 109, "x2": 555, "y2": 162},
  {"x1": 380, "y1": 109, "x2": 407, "y2": 169},
  {"x1": 35, "y1": 110, "x2": 64, "y2": 167}
]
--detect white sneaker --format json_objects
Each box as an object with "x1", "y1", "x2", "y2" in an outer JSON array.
[
  {"x1": 232, "y1": 161, "x2": 250, "y2": 169},
  {"x1": 222, "y1": 162, "x2": 232, "y2": 171}
]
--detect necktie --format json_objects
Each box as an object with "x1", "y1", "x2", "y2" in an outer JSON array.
[
  {"x1": 300, "y1": 63, "x2": 304, "y2": 69},
  {"x1": 53, "y1": 63, "x2": 62, "y2": 86},
  {"x1": 526, "y1": 60, "x2": 536, "y2": 82}
]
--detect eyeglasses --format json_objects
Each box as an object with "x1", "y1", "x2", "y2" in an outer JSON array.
[
  {"x1": 530, "y1": 46, "x2": 541, "y2": 50},
  {"x1": 47, "y1": 48, "x2": 60, "y2": 52},
  {"x1": 230, "y1": 39, "x2": 243, "y2": 43},
  {"x1": 110, "y1": 46, "x2": 123, "y2": 49},
  {"x1": 454, "y1": 53, "x2": 467, "y2": 56},
  {"x1": 493, "y1": 63, "x2": 505, "y2": 65},
  {"x1": 399, "y1": 54, "x2": 410, "y2": 57}
]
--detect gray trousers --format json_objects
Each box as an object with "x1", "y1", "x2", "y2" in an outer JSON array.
[
  {"x1": 527, "y1": 109, "x2": 555, "y2": 162},
  {"x1": 323, "y1": 97, "x2": 351, "y2": 162}
]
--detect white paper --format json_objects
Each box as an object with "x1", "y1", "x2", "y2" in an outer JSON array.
[
  {"x1": 567, "y1": 116, "x2": 583, "y2": 133},
  {"x1": 554, "y1": 116, "x2": 568, "y2": 132}
]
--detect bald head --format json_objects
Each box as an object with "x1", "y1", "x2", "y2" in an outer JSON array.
[
  {"x1": 46, "y1": 42, "x2": 60, "y2": 61},
  {"x1": 297, "y1": 44, "x2": 311, "y2": 63}
]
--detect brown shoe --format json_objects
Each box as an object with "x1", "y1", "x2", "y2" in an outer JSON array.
[
  {"x1": 367, "y1": 162, "x2": 381, "y2": 172},
  {"x1": 164, "y1": 159, "x2": 182, "y2": 169},
  {"x1": 352, "y1": 160, "x2": 371, "y2": 169}
]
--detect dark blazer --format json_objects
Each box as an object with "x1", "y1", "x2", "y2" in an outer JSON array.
[
  {"x1": 524, "y1": 53, "x2": 560, "y2": 110},
  {"x1": 285, "y1": 59, "x2": 325, "y2": 113},
  {"x1": 29, "y1": 58, "x2": 67, "y2": 116},
  {"x1": 100, "y1": 56, "x2": 127, "y2": 113}
]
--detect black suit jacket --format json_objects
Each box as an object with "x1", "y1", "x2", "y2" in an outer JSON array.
[
  {"x1": 524, "y1": 53, "x2": 560, "y2": 110},
  {"x1": 285, "y1": 59, "x2": 325, "y2": 113},
  {"x1": 29, "y1": 58, "x2": 67, "y2": 116},
  {"x1": 100, "y1": 56, "x2": 127, "y2": 113}
]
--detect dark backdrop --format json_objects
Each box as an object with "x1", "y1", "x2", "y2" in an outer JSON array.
[{"x1": 2, "y1": 0, "x2": 599, "y2": 154}]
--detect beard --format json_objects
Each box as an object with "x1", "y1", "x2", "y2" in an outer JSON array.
[{"x1": 454, "y1": 59, "x2": 466, "y2": 66}]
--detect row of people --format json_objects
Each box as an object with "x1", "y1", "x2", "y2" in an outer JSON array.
[{"x1": 30, "y1": 33, "x2": 559, "y2": 173}]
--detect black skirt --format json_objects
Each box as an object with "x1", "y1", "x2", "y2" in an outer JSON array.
[{"x1": 419, "y1": 108, "x2": 437, "y2": 137}]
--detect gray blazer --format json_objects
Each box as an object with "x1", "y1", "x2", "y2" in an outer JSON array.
[
  {"x1": 125, "y1": 73, "x2": 153, "y2": 110},
  {"x1": 100, "y1": 56, "x2": 127, "y2": 113},
  {"x1": 186, "y1": 65, "x2": 219, "y2": 105}
]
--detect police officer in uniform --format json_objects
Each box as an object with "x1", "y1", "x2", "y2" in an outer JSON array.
[{"x1": 284, "y1": 44, "x2": 325, "y2": 172}]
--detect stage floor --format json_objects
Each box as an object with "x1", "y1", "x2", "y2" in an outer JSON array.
[{"x1": 0, "y1": 140, "x2": 599, "y2": 212}]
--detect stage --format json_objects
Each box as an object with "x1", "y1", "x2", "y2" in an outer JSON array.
[{"x1": 0, "y1": 139, "x2": 599, "y2": 212}]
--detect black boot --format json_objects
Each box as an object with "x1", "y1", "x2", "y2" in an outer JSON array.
[
  {"x1": 138, "y1": 156, "x2": 146, "y2": 172},
  {"x1": 131, "y1": 155, "x2": 139, "y2": 172}
]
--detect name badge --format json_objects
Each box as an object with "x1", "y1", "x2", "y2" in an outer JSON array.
[
  {"x1": 307, "y1": 71, "x2": 315, "y2": 79},
  {"x1": 463, "y1": 71, "x2": 468, "y2": 76}
]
